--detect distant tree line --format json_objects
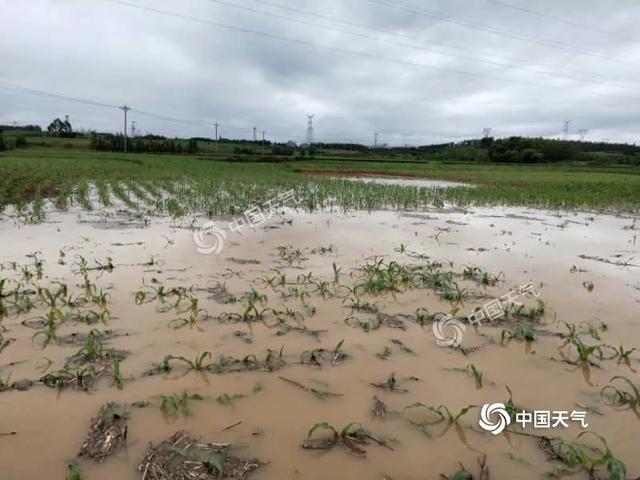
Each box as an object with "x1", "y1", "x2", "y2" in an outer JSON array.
[
  {"x1": 465, "y1": 136, "x2": 639, "y2": 163},
  {"x1": 312, "y1": 142, "x2": 369, "y2": 152},
  {"x1": 0, "y1": 124, "x2": 42, "y2": 132},
  {"x1": 89, "y1": 133, "x2": 199, "y2": 154}
]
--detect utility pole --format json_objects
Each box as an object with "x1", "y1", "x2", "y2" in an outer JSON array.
[
  {"x1": 214, "y1": 122, "x2": 220, "y2": 154},
  {"x1": 262, "y1": 130, "x2": 266, "y2": 158},
  {"x1": 120, "y1": 105, "x2": 131, "y2": 153},
  {"x1": 252, "y1": 127, "x2": 257, "y2": 142}
]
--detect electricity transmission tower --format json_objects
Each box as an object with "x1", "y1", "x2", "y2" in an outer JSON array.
[
  {"x1": 373, "y1": 132, "x2": 379, "y2": 148},
  {"x1": 131, "y1": 121, "x2": 136, "y2": 138},
  {"x1": 562, "y1": 120, "x2": 571, "y2": 139},
  {"x1": 578, "y1": 129, "x2": 589, "y2": 141},
  {"x1": 252, "y1": 127, "x2": 257, "y2": 142},
  {"x1": 306, "y1": 115, "x2": 314, "y2": 146},
  {"x1": 120, "y1": 105, "x2": 131, "y2": 153},
  {"x1": 483, "y1": 127, "x2": 492, "y2": 138}
]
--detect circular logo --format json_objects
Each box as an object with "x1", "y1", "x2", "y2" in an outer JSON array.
[
  {"x1": 193, "y1": 221, "x2": 226, "y2": 255},
  {"x1": 479, "y1": 402, "x2": 511, "y2": 435},
  {"x1": 432, "y1": 315, "x2": 466, "y2": 347}
]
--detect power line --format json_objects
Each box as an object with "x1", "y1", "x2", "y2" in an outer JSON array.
[
  {"x1": 0, "y1": 81, "x2": 120, "y2": 110},
  {"x1": 244, "y1": 0, "x2": 639, "y2": 85},
  {"x1": 0, "y1": 81, "x2": 215, "y2": 128},
  {"x1": 98, "y1": 0, "x2": 640, "y2": 103},
  {"x1": 367, "y1": 0, "x2": 640, "y2": 66},
  {"x1": 204, "y1": 0, "x2": 639, "y2": 90},
  {"x1": 0, "y1": 81, "x2": 626, "y2": 145},
  {"x1": 479, "y1": 0, "x2": 639, "y2": 43}
]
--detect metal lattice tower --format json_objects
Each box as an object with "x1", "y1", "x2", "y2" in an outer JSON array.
[
  {"x1": 578, "y1": 129, "x2": 589, "y2": 141},
  {"x1": 483, "y1": 127, "x2": 492, "y2": 138},
  {"x1": 306, "y1": 114, "x2": 314, "y2": 146},
  {"x1": 563, "y1": 120, "x2": 571, "y2": 139},
  {"x1": 373, "y1": 132, "x2": 379, "y2": 148}
]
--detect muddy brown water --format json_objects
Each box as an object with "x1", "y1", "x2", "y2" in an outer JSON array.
[{"x1": 0, "y1": 206, "x2": 638, "y2": 479}]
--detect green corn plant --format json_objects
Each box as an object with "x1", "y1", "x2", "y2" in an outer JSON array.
[
  {"x1": 466, "y1": 364, "x2": 484, "y2": 389},
  {"x1": 601, "y1": 376, "x2": 640, "y2": 410},
  {"x1": 161, "y1": 391, "x2": 202, "y2": 419},
  {"x1": 303, "y1": 421, "x2": 389, "y2": 456},
  {"x1": 168, "y1": 352, "x2": 212, "y2": 371},
  {"x1": 403, "y1": 402, "x2": 477, "y2": 425},
  {"x1": 65, "y1": 462, "x2": 82, "y2": 480},
  {"x1": 415, "y1": 307, "x2": 436, "y2": 327},
  {"x1": 112, "y1": 357, "x2": 124, "y2": 390},
  {"x1": 614, "y1": 345, "x2": 637, "y2": 366},
  {"x1": 501, "y1": 323, "x2": 536, "y2": 344},
  {"x1": 332, "y1": 262, "x2": 342, "y2": 283}
]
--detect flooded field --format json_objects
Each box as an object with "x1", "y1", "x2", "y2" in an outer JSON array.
[
  {"x1": 0, "y1": 205, "x2": 639, "y2": 479},
  {"x1": 328, "y1": 175, "x2": 471, "y2": 189}
]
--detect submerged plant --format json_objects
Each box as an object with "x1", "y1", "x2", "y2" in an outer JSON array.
[
  {"x1": 601, "y1": 376, "x2": 640, "y2": 411},
  {"x1": 161, "y1": 391, "x2": 202, "y2": 419},
  {"x1": 302, "y1": 422, "x2": 392, "y2": 456}
]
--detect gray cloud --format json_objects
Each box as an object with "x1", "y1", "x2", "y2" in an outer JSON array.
[{"x1": 1, "y1": 0, "x2": 639, "y2": 144}]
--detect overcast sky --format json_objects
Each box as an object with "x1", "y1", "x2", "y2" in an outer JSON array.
[{"x1": 1, "y1": 0, "x2": 639, "y2": 145}]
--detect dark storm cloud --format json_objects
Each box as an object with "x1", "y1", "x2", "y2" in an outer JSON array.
[{"x1": 1, "y1": 0, "x2": 639, "y2": 144}]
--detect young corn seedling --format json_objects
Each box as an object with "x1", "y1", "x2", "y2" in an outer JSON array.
[
  {"x1": 302, "y1": 422, "x2": 391, "y2": 456},
  {"x1": 166, "y1": 352, "x2": 212, "y2": 372},
  {"x1": 440, "y1": 455, "x2": 490, "y2": 480},
  {"x1": 29, "y1": 310, "x2": 63, "y2": 349},
  {"x1": 415, "y1": 307, "x2": 437, "y2": 327},
  {"x1": 300, "y1": 340, "x2": 347, "y2": 367},
  {"x1": 161, "y1": 391, "x2": 203, "y2": 419},
  {"x1": 40, "y1": 366, "x2": 97, "y2": 391},
  {"x1": 439, "y1": 281, "x2": 467, "y2": 303},
  {"x1": 370, "y1": 372, "x2": 409, "y2": 393},
  {"x1": 462, "y1": 265, "x2": 503, "y2": 287},
  {"x1": 501, "y1": 323, "x2": 536, "y2": 344},
  {"x1": 112, "y1": 357, "x2": 124, "y2": 390},
  {"x1": 65, "y1": 462, "x2": 83, "y2": 480},
  {"x1": 403, "y1": 402, "x2": 477, "y2": 438},
  {"x1": 467, "y1": 364, "x2": 484, "y2": 389},
  {"x1": 332, "y1": 262, "x2": 342, "y2": 284},
  {"x1": 216, "y1": 383, "x2": 263, "y2": 405},
  {"x1": 540, "y1": 432, "x2": 627, "y2": 480},
  {"x1": 277, "y1": 245, "x2": 306, "y2": 265},
  {"x1": 601, "y1": 376, "x2": 640, "y2": 411},
  {"x1": 613, "y1": 345, "x2": 637, "y2": 367}
]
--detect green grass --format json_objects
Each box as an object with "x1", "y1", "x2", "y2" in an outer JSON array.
[{"x1": 1, "y1": 147, "x2": 639, "y2": 218}]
